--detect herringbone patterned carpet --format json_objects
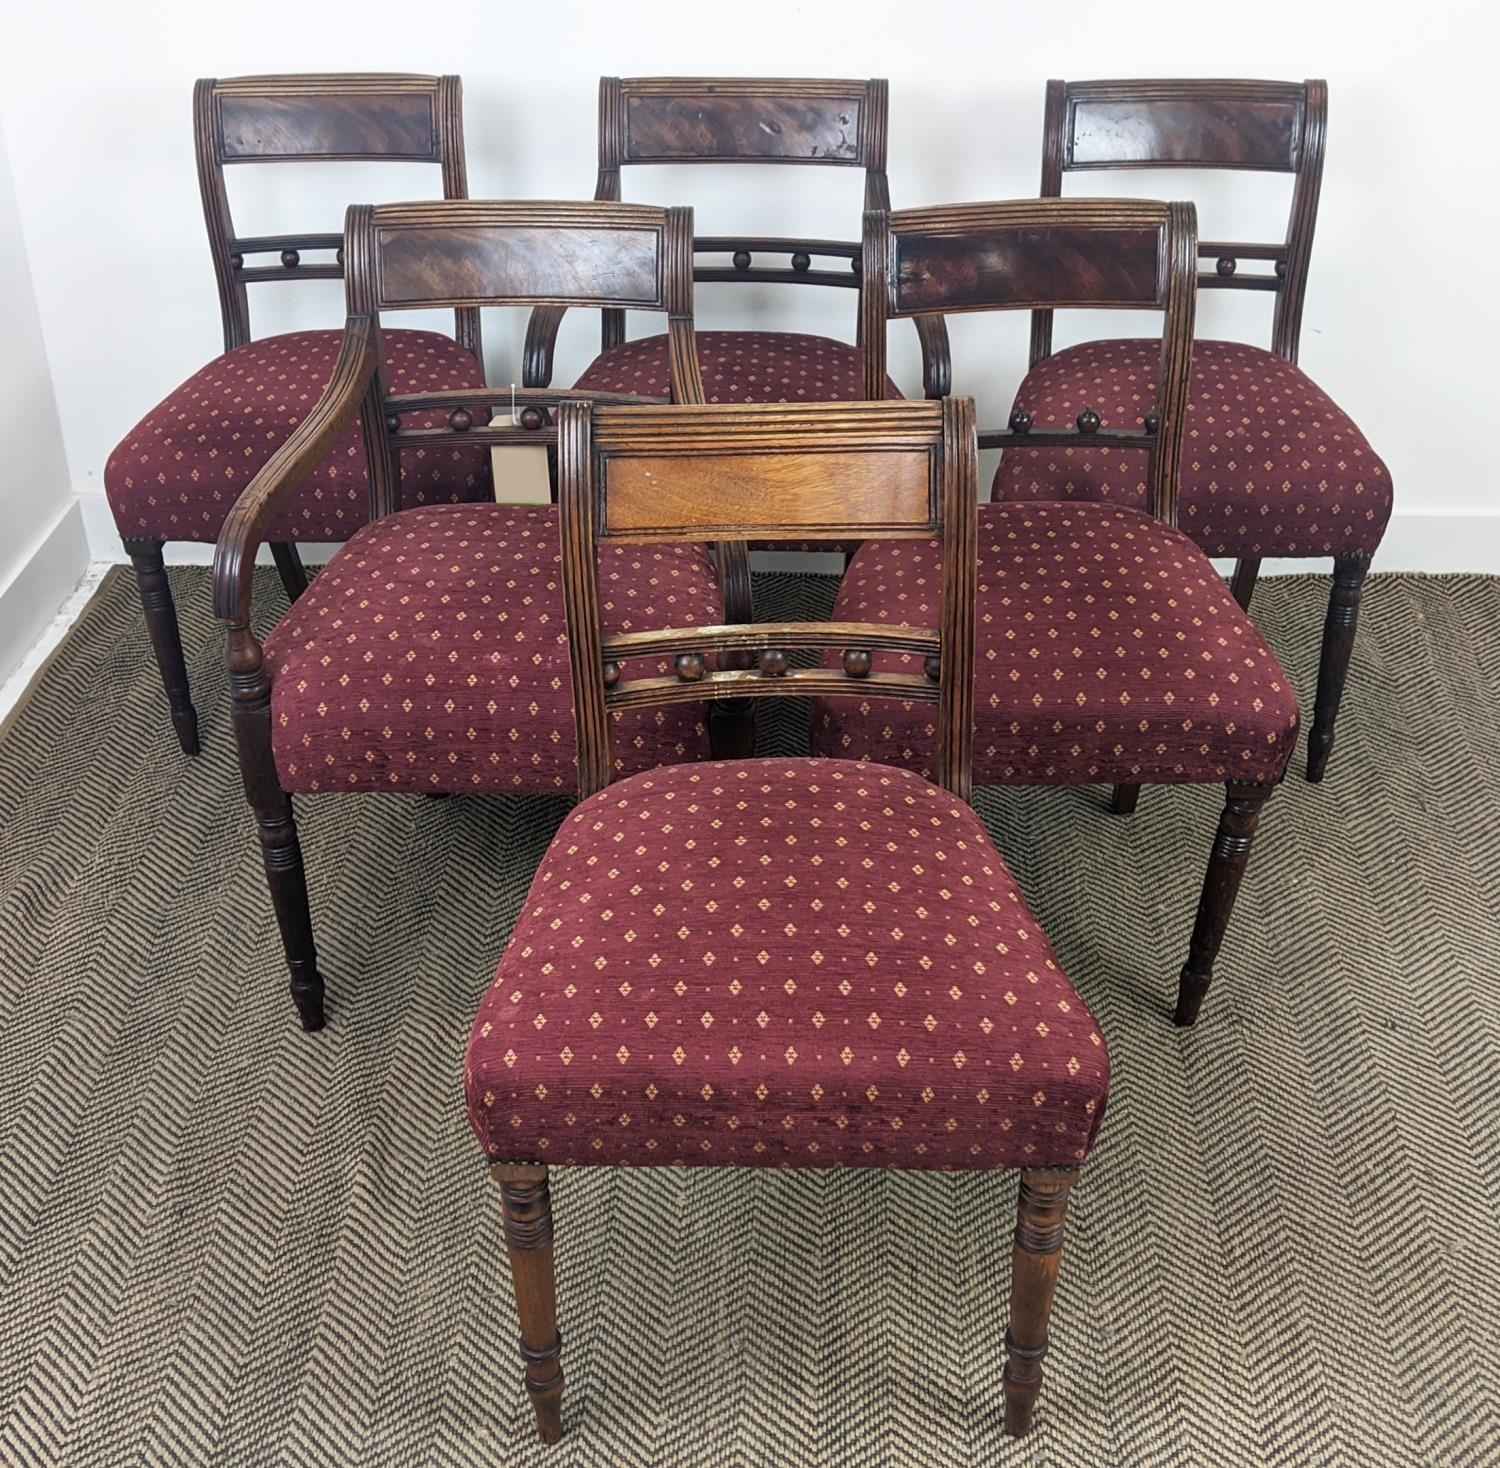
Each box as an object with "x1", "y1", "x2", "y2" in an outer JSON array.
[{"x1": 1, "y1": 566, "x2": 1497, "y2": 1467}]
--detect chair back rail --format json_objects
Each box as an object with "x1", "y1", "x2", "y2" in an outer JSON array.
[
  {"x1": 581, "y1": 76, "x2": 890, "y2": 352},
  {"x1": 1032, "y1": 78, "x2": 1326, "y2": 363},
  {"x1": 862, "y1": 198, "x2": 1197, "y2": 525},
  {"x1": 213, "y1": 200, "x2": 738, "y2": 632},
  {"x1": 194, "y1": 73, "x2": 479, "y2": 356},
  {"x1": 558, "y1": 397, "x2": 977, "y2": 802}
]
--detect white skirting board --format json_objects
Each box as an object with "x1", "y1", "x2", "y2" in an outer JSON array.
[
  {"x1": 0, "y1": 499, "x2": 90, "y2": 691},
  {"x1": 72, "y1": 492, "x2": 1500, "y2": 576}
]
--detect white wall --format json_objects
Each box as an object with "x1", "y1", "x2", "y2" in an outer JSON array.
[
  {"x1": 0, "y1": 0, "x2": 1494, "y2": 573},
  {"x1": 0, "y1": 116, "x2": 88, "y2": 687}
]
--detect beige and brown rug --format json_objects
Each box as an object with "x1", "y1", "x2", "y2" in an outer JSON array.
[{"x1": 1, "y1": 566, "x2": 1496, "y2": 1466}]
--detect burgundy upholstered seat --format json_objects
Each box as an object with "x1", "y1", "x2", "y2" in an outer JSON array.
[
  {"x1": 574, "y1": 329, "x2": 902, "y2": 406},
  {"x1": 811, "y1": 502, "x2": 1300, "y2": 786},
  {"x1": 262, "y1": 504, "x2": 721, "y2": 795},
  {"x1": 466, "y1": 758, "x2": 1109, "y2": 1171},
  {"x1": 105, "y1": 328, "x2": 490, "y2": 544},
  {"x1": 992, "y1": 338, "x2": 1392, "y2": 560}
]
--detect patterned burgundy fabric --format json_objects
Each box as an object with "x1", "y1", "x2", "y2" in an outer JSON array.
[
  {"x1": 106, "y1": 329, "x2": 490, "y2": 544},
  {"x1": 576, "y1": 329, "x2": 900, "y2": 554},
  {"x1": 992, "y1": 338, "x2": 1392, "y2": 559},
  {"x1": 574, "y1": 330, "x2": 902, "y2": 405},
  {"x1": 466, "y1": 759, "x2": 1109, "y2": 1171},
  {"x1": 263, "y1": 504, "x2": 721, "y2": 795},
  {"x1": 811, "y1": 502, "x2": 1300, "y2": 786}
]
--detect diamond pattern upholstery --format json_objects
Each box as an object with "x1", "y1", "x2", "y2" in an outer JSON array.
[
  {"x1": 465, "y1": 759, "x2": 1109, "y2": 1171},
  {"x1": 992, "y1": 338, "x2": 1392, "y2": 560},
  {"x1": 262, "y1": 504, "x2": 721, "y2": 795},
  {"x1": 106, "y1": 329, "x2": 490, "y2": 544},
  {"x1": 811, "y1": 502, "x2": 1300, "y2": 786},
  {"x1": 574, "y1": 329, "x2": 901, "y2": 405}
]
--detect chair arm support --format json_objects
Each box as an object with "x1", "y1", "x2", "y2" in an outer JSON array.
[
  {"x1": 211, "y1": 315, "x2": 379, "y2": 626},
  {"x1": 523, "y1": 306, "x2": 568, "y2": 388},
  {"x1": 913, "y1": 314, "x2": 953, "y2": 399}
]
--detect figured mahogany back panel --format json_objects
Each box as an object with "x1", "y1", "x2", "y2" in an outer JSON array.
[
  {"x1": 194, "y1": 74, "x2": 478, "y2": 355},
  {"x1": 863, "y1": 199, "x2": 1197, "y2": 525},
  {"x1": 590, "y1": 76, "x2": 890, "y2": 348},
  {"x1": 1034, "y1": 78, "x2": 1326, "y2": 362},
  {"x1": 601, "y1": 77, "x2": 886, "y2": 169},
  {"x1": 558, "y1": 397, "x2": 978, "y2": 800}
]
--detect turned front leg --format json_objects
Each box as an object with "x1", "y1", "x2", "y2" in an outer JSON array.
[
  {"x1": 1003, "y1": 1167, "x2": 1079, "y2": 1438},
  {"x1": 495, "y1": 1163, "x2": 565, "y2": 1444},
  {"x1": 1175, "y1": 782, "x2": 1274, "y2": 1026},
  {"x1": 227, "y1": 621, "x2": 325, "y2": 1030}
]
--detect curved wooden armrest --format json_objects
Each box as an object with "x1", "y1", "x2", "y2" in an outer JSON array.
[
  {"x1": 913, "y1": 315, "x2": 952, "y2": 399},
  {"x1": 212, "y1": 315, "x2": 378, "y2": 625},
  {"x1": 523, "y1": 305, "x2": 568, "y2": 387}
]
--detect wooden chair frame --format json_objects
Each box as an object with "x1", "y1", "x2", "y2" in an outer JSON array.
[
  {"x1": 212, "y1": 199, "x2": 737, "y2": 1032},
  {"x1": 1025, "y1": 79, "x2": 1360, "y2": 783},
  {"x1": 494, "y1": 396, "x2": 1076, "y2": 1444},
  {"x1": 129, "y1": 74, "x2": 479, "y2": 757},
  {"x1": 524, "y1": 76, "x2": 890, "y2": 384},
  {"x1": 863, "y1": 198, "x2": 1279, "y2": 1024}
]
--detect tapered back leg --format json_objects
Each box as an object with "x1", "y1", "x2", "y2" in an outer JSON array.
[
  {"x1": 1308, "y1": 553, "x2": 1371, "y2": 782},
  {"x1": 269, "y1": 541, "x2": 310, "y2": 604}
]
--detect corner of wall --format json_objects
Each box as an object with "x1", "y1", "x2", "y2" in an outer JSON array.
[{"x1": 0, "y1": 498, "x2": 91, "y2": 689}]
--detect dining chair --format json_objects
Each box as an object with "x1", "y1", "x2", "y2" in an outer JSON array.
[
  {"x1": 527, "y1": 75, "x2": 901, "y2": 411},
  {"x1": 213, "y1": 199, "x2": 746, "y2": 1031},
  {"x1": 107, "y1": 74, "x2": 488, "y2": 755},
  {"x1": 812, "y1": 199, "x2": 1301, "y2": 1025},
  {"x1": 992, "y1": 79, "x2": 1390, "y2": 782},
  {"x1": 465, "y1": 394, "x2": 1111, "y2": 1443}
]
